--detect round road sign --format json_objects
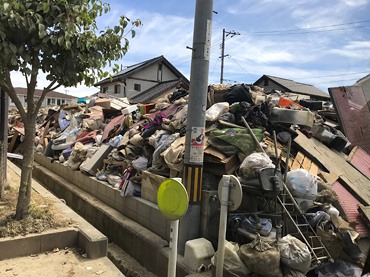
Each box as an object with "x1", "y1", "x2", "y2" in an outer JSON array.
[{"x1": 157, "y1": 179, "x2": 189, "y2": 221}]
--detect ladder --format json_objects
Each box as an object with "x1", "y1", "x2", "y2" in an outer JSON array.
[{"x1": 278, "y1": 182, "x2": 333, "y2": 269}]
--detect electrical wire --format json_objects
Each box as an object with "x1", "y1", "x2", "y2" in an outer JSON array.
[
  {"x1": 248, "y1": 25, "x2": 370, "y2": 36},
  {"x1": 294, "y1": 71, "x2": 370, "y2": 80},
  {"x1": 248, "y1": 19, "x2": 370, "y2": 34},
  {"x1": 209, "y1": 58, "x2": 220, "y2": 78},
  {"x1": 228, "y1": 56, "x2": 257, "y2": 80}
]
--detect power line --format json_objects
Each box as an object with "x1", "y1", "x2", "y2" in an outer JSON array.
[
  {"x1": 248, "y1": 19, "x2": 370, "y2": 34},
  {"x1": 294, "y1": 71, "x2": 369, "y2": 80},
  {"x1": 210, "y1": 58, "x2": 220, "y2": 78},
  {"x1": 249, "y1": 25, "x2": 370, "y2": 36},
  {"x1": 228, "y1": 56, "x2": 257, "y2": 80}
]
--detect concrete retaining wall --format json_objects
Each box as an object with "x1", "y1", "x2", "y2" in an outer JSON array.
[{"x1": 31, "y1": 159, "x2": 191, "y2": 277}]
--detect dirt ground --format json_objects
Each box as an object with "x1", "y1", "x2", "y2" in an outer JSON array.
[
  {"x1": 0, "y1": 247, "x2": 123, "y2": 277},
  {"x1": 0, "y1": 166, "x2": 73, "y2": 237}
]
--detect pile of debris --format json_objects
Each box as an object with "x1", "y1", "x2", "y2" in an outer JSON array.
[{"x1": 7, "y1": 83, "x2": 370, "y2": 276}]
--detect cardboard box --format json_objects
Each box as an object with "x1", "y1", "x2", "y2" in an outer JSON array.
[{"x1": 203, "y1": 146, "x2": 239, "y2": 176}]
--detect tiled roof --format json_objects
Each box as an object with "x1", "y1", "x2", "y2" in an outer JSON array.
[
  {"x1": 94, "y1": 55, "x2": 189, "y2": 87},
  {"x1": 254, "y1": 75, "x2": 330, "y2": 99},
  {"x1": 15, "y1": 87, "x2": 77, "y2": 99},
  {"x1": 131, "y1": 79, "x2": 183, "y2": 103}
]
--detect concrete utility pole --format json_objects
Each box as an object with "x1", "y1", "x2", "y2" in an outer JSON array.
[
  {"x1": 178, "y1": 0, "x2": 214, "y2": 255},
  {"x1": 220, "y1": 29, "x2": 240, "y2": 84},
  {"x1": 0, "y1": 88, "x2": 9, "y2": 198}
]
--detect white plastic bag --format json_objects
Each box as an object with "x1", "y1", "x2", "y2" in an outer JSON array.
[
  {"x1": 278, "y1": 235, "x2": 311, "y2": 275},
  {"x1": 211, "y1": 241, "x2": 251, "y2": 276},
  {"x1": 132, "y1": 156, "x2": 148, "y2": 172},
  {"x1": 205, "y1": 102, "x2": 229, "y2": 121},
  {"x1": 286, "y1": 169, "x2": 318, "y2": 200},
  {"x1": 240, "y1": 152, "x2": 275, "y2": 179}
]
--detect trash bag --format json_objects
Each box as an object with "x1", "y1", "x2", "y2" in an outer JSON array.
[
  {"x1": 315, "y1": 258, "x2": 368, "y2": 277},
  {"x1": 205, "y1": 102, "x2": 229, "y2": 121},
  {"x1": 286, "y1": 169, "x2": 318, "y2": 200},
  {"x1": 239, "y1": 234, "x2": 282, "y2": 277},
  {"x1": 278, "y1": 235, "x2": 311, "y2": 275},
  {"x1": 132, "y1": 156, "x2": 148, "y2": 172},
  {"x1": 211, "y1": 241, "x2": 251, "y2": 277},
  {"x1": 219, "y1": 112, "x2": 236, "y2": 123},
  {"x1": 108, "y1": 175, "x2": 122, "y2": 188},
  {"x1": 208, "y1": 128, "x2": 263, "y2": 157},
  {"x1": 152, "y1": 133, "x2": 180, "y2": 169},
  {"x1": 108, "y1": 135, "x2": 123, "y2": 148},
  {"x1": 224, "y1": 84, "x2": 254, "y2": 105},
  {"x1": 240, "y1": 152, "x2": 275, "y2": 179}
]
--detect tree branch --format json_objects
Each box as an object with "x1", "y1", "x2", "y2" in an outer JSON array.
[
  {"x1": 2, "y1": 67, "x2": 27, "y2": 120},
  {"x1": 33, "y1": 80, "x2": 59, "y2": 115}
]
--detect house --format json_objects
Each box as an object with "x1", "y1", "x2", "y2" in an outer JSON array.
[
  {"x1": 94, "y1": 56, "x2": 189, "y2": 104},
  {"x1": 9, "y1": 88, "x2": 78, "y2": 109},
  {"x1": 254, "y1": 75, "x2": 330, "y2": 101},
  {"x1": 354, "y1": 74, "x2": 370, "y2": 94}
]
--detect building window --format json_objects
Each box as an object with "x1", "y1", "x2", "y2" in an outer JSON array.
[
  {"x1": 134, "y1": 84, "x2": 141, "y2": 91},
  {"x1": 25, "y1": 97, "x2": 27, "y2": 103},
  {"x1": 264, "y1": 79, "x2": 268, "y2": 86},
  {"x1": 102, "y1": 87, "x2": 108, "y2": 93},
  {"x1": 47, "y1": 98, "x2": 51, "y2": 105},
  {"x1": 62, "y1": 100, "x2": 65, "y2": 104},
  {"x1": 114, "y1": 85, "x2": 121, "y2": 94},
  {"x1": 57, "y1": 99, "x2": 61, "y2": 105}
]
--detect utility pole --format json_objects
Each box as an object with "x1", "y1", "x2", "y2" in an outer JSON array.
[
  {"x1": 178, "y1": 0, "x2": 214, "y2": 255},
  {"x1": 0, "y1": 88, "x2": 9, "y2": 198},
  {"x1": 220, "y1": 29, "x2": 240, "y2": 84}
]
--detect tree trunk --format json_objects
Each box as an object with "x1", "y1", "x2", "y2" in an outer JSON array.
[{"x1": 15, "y1": 120, "x2": 36, "y2": 219}]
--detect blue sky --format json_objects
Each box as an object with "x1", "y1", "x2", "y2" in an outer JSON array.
[{"x1": 11, "y1": 0, "x2": 370, "y2": 97}]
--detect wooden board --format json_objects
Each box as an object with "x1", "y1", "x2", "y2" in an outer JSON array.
[
  {"x1": 8, "y1": 130, "x2": 19, "y2": 152},
  {"x1": 318, "y1": 172, "x2": 339, "y2": 185},
  {"x1": 358, "y1": 204, "x2": 370, "y2": 230},
  {"x1": 289, "y1": 151, "x2": 319, "y2": 175},
  {"x1": 294, "y1": 130, "x2": 370, "y2": 205},
  {"x1": 291, "y1": 152, "x2": 304, "y2": 170}
]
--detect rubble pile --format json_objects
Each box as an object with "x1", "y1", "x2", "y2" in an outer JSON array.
[{"x1": 7, "y1": 84, "x2": 370, "y2": 276}]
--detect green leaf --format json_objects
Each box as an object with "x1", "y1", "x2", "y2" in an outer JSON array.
[
  {"x1": 4, "y1": 3, "x2": 11, "y2": 12},
  {"x1": 0, "y1": 31, "x2": 5, "y2": 41},
  {"x1": 43, "y1": 3, "x2": 50, "y2": 13},
  {"x1": 65, "y1": 31, "x2": 71, "y2": 41},
  {"x1": 23, "y1": 68, "x2": 32, "y2": 75},
  {"x1": 122, "y1": 20, "x2": 127, "y2": 29},
  {"x1": 12, "y1": 2, "x2": 19, "y2": 9},
  {"x1": 11, "y1": 57, "x2": 17, "y2": 66},
  {"x1": 65, "y1": 40, "x2": 71, "y2": 49},
  {"x1": 9, "y1": 43, "x2": 17, "y2": 53},
  {"x1": 38, "y1": 23, "x2": 45, "y2": 32},
  {"x1": 51, "y1": 37, "x2": 57, "y2": 45},
  {"x1": 36, "y1": 3, "x2": 43, "y2": 12},
  {"x1": 131, "y1": 29, "x2": 135, "y2": 38},
  {"x1": 39, "y1": 30, "x2": 47, "y2": 38},
  {"x1": 114, "y1": 25, "x2": 120, "y2": 34},
  {"x1": 58, "y1": 36, "x2": 64, "y2": 46}
]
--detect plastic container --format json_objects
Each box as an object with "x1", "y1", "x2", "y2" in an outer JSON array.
[{"x1": 278, "y1": 97, "x2": 303, "y2": 108}]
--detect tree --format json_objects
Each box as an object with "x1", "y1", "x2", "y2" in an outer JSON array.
[{"x1": 0, "y1": 0, "x2": 141, "y2": 219}]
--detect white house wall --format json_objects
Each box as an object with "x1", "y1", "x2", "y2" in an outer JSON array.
[{"x1": 162, "y1": 65, "x2": 177, "y2": 81}]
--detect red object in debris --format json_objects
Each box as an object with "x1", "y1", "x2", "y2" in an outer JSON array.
[
  {"x1": 119, "y1": 168, "x2": 133, "y2": 190},
  {"x1": 278, "y1": 97, "x2": 303, "y2": 108},
  {"x1": 332, "y1": 181, "x2": 370, "y2": 236}
]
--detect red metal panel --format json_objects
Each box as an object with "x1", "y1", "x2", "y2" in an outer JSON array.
[
  {"x1": 348, "y1": 147, "x2": 370, "y2": 179},
  {"x1": 329, "y1": 86, "x2": 370, "y2": 154},
  {"x1": 332, "y1": 181, "x2": 370, "y2": 236}
]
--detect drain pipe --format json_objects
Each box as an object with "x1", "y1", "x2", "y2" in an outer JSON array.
[{"x1": 216, "y1": 175, "x2": 230, "y2": 277}]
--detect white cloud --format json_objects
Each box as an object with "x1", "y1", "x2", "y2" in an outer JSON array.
[{"x1": 342, "y1": 0, "x2": 369, "y2": 7}]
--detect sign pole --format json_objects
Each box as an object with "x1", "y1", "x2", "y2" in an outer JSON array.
[{"x1": 168, "y1": 220, "x2": 179, "y2": 277}]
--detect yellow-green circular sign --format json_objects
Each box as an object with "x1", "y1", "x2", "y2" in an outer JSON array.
[{"x1": 157, "y1": 179, "x2": 189, "y2": 221}]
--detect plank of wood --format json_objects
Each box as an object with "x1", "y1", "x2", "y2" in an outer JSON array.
[
  {"x1": 310, "y1": 163, "x2": 319, "y2": 176},
  {"x1": 291, "y1": 152, "x2": 304, "y2": 170},
  {"x1": 302, "y1": 156, "x2": 312, "y2": 172},
  {"x1": 358, "y1": 204, "x2": 370, "y2": 230},
  {"x1": 319, "y1": 172, "x2": 339, "y2": 185},
  {"x1": 8, "y1": 130, "x2": 19, "y2": 152},
  {"x1": 294, "y1": 130, "x2": 370, "y2": 205}
]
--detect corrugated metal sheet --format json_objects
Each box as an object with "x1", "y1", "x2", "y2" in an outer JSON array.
[{"x1": 332, "y1": 181, "x2": 370, "y2": 236}]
